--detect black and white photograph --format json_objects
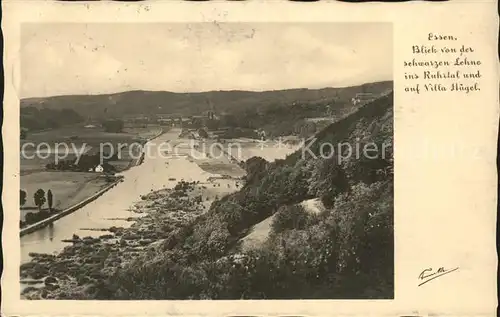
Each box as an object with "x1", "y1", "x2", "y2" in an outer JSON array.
[{"x1": 18, "y1": 22, "x2": 394, "y2": 300}]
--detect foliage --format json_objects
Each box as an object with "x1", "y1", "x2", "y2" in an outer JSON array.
[
  {"x1": 217, "y1": 105, "x2": 324, "y2": 138},
  {"x1": 97, "y1": 92, "x2": 394, "y2": 300},
  {"x1": 102, "y1": 120, "x2": 124, "y2": 133},
  {"x1": 307, "y1": 158, "x2": 350, "y2": 208},
  {"x1": 294, "y1": 120, "x2": 317, "y2": 138},
  {"x1": 21, "y1": 107, "x2": 84, "y2": 132},
  {"x1": 22, "y1": 210, "x2": 52, "y2": 227},
  {"x1": 197, "y1": 128, "x2": 209, "y2": 138},
  {"x1": 216, "y1": 127, "x2": 259, "y2": 139},
  {"x1": 189, "y1": 117, "x2": 203, "y2": 129},
  {"x1": 45, "y1": 154, "x2": 117, "y2": 173},
  {"x1": 47, "y1": 190, "x2": 54, "y2": 211},
  {"x1": 242, "y1": 156, "x2": 268, "y2": 184},
  {"x1": 205, "y1": 119, "x2": 220, "y2": 131},
  {"x1": 33, "y1": 189, "x2": 46, "y2": 211},
  {"x1": 271, "y1": 204, "x2": 315, "y2": 234},
  {"x1": 20, "y1": 190, "x2": 27, "y2": 207}
]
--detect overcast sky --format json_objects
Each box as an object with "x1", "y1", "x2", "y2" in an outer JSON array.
[{"x1": 21, "y1": 23, "x2": 392, "y2": 98}]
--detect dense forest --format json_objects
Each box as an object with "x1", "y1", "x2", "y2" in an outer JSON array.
[
  {"x1": 20, "y1": 107, "x2": 84, "y2": 133},
  {"x1": 94, "y1": 92, "x2": 394, "y2": 299},
  {"x1": 212, "y1": 100, "x2": 353, "y2": 138},
  {"x1": 179, "y1": 87, "x2": 389, "y2": 139},
  {"x1": 182, "y1": 104, "x2": 325, "y2": 139}
]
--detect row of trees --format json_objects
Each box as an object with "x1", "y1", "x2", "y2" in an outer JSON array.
[
  {"x1": 20, "y1": 189, "x2": 54, "y2": 212},
  {"x1": 213, "y1": 102, "x2": 332, "y2": 138},
  {"x1": 178, "y1": 99, "x2": 334, "y2": 139},
  {"x1": 45, "y1": 154, "x2": 117, "y2": 173}
]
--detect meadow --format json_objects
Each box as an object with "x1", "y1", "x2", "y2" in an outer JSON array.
[{"x1": 20, "y1": 124, "x2": 163, "y2": 222}]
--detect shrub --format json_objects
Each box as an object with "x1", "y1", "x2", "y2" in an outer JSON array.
[
  {"x1": 25, "y1": 212, "x2": 36, "y2": 224},
  {"x1": 20, "y1": 190, "x2": 27, "y2": 207},
  {"x1": 271, "y1": 205, "x2": 311, "y2": 234}
]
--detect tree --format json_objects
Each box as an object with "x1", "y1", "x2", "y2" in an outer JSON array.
[
  {"x1": 190, "y1": 118, "x2": 203, "y2": 129},
  {"x1": 220, "y1": 114, "x2": 238, "y2": 128},
  {"x1": 47, "y1": 189, "x2": 54, "y2": 212},
  {"x1": 34, "y1": 189, "x2": 46, "y2": 212},
  {"x1": 102, "y1": 120, "x2": 124, "y2": 133},
  {"x1": 243, "y1": 156, "x2": 268, "y2": 184},
  {"x1": 205, "y1": 119, "x2": 219, "y2": 131},
  {"x1": 20, "y1": 190, "x2": 27, "y2": 207},
  {"x1": 271, "y1": 205, "x2": 310, "y2": 234},
  {"x1": 197, "y1": 128, "x2": 209, "y2": 139}
]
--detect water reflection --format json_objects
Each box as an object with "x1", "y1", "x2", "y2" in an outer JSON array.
[{"x1": 48, "y1": 223, "x2": 54, "y2": 242}]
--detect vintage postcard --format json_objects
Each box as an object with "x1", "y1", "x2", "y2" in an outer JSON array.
[{"x1": 1, "y1": 1, "x2": 498, "y2": 316}]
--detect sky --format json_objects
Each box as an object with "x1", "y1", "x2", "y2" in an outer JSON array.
[{"x1": 21, "y1": 23, "x2": 392, "y2": 98}]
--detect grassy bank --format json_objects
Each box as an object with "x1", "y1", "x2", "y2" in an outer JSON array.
[
  {"x1": 20, "y1": 176, "x2": 124, "y2": 235},
  {"x1": 21, "y1": 172, "x2": 112, "y2": 220}
]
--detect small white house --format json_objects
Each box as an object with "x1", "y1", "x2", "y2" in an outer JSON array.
[{"x1": 94, "y1": 165, "x2": 104, "y2": 173}]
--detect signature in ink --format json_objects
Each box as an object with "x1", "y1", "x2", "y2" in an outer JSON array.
[{"x1": 418, "y1": 267, "x2": 459, "y2": 286}]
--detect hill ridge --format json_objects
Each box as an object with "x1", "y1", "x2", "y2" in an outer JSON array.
[
  {"x1": 21, "y1": 81, "x2": 393, "y2": 118},
  {"x1": 21, "y1": 81, "x2": 393, "y2": 101}
]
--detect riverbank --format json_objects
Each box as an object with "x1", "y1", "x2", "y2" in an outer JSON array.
[
  {"x1": 20, "y1": 176, "x2": 124, "y2": 237},
  {"x1": 20, "y1": 129, "x2": 166, "y2": 236},
  {"x1": 20, "y1": 179, "x2": 235, "y2": 299},
  {"x1": 121, "y1": 127, "x2": 165, "y2": 170},
  {"x1": 147, "y1": 128, "x2": 165, "y2": 142},
  {"x1": 20, "y1": 172, "x2": 112, "y2": 220}
]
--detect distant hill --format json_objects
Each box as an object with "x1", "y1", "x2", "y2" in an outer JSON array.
[{"x1": 21, "y1": 81, "x2": 393, "y2": 118}]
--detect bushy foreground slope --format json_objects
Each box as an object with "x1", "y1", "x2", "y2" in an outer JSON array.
[{"x1": 97, "y1": 92, "x2": 394, "y2": 299}]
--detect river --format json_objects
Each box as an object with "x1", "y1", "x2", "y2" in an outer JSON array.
[
  {"x1": 20, "y1": 129, "x2": 215, "y2": 264},
  {"x1": 20, "y1": 128, "x2": 300, "y2": 265}
]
